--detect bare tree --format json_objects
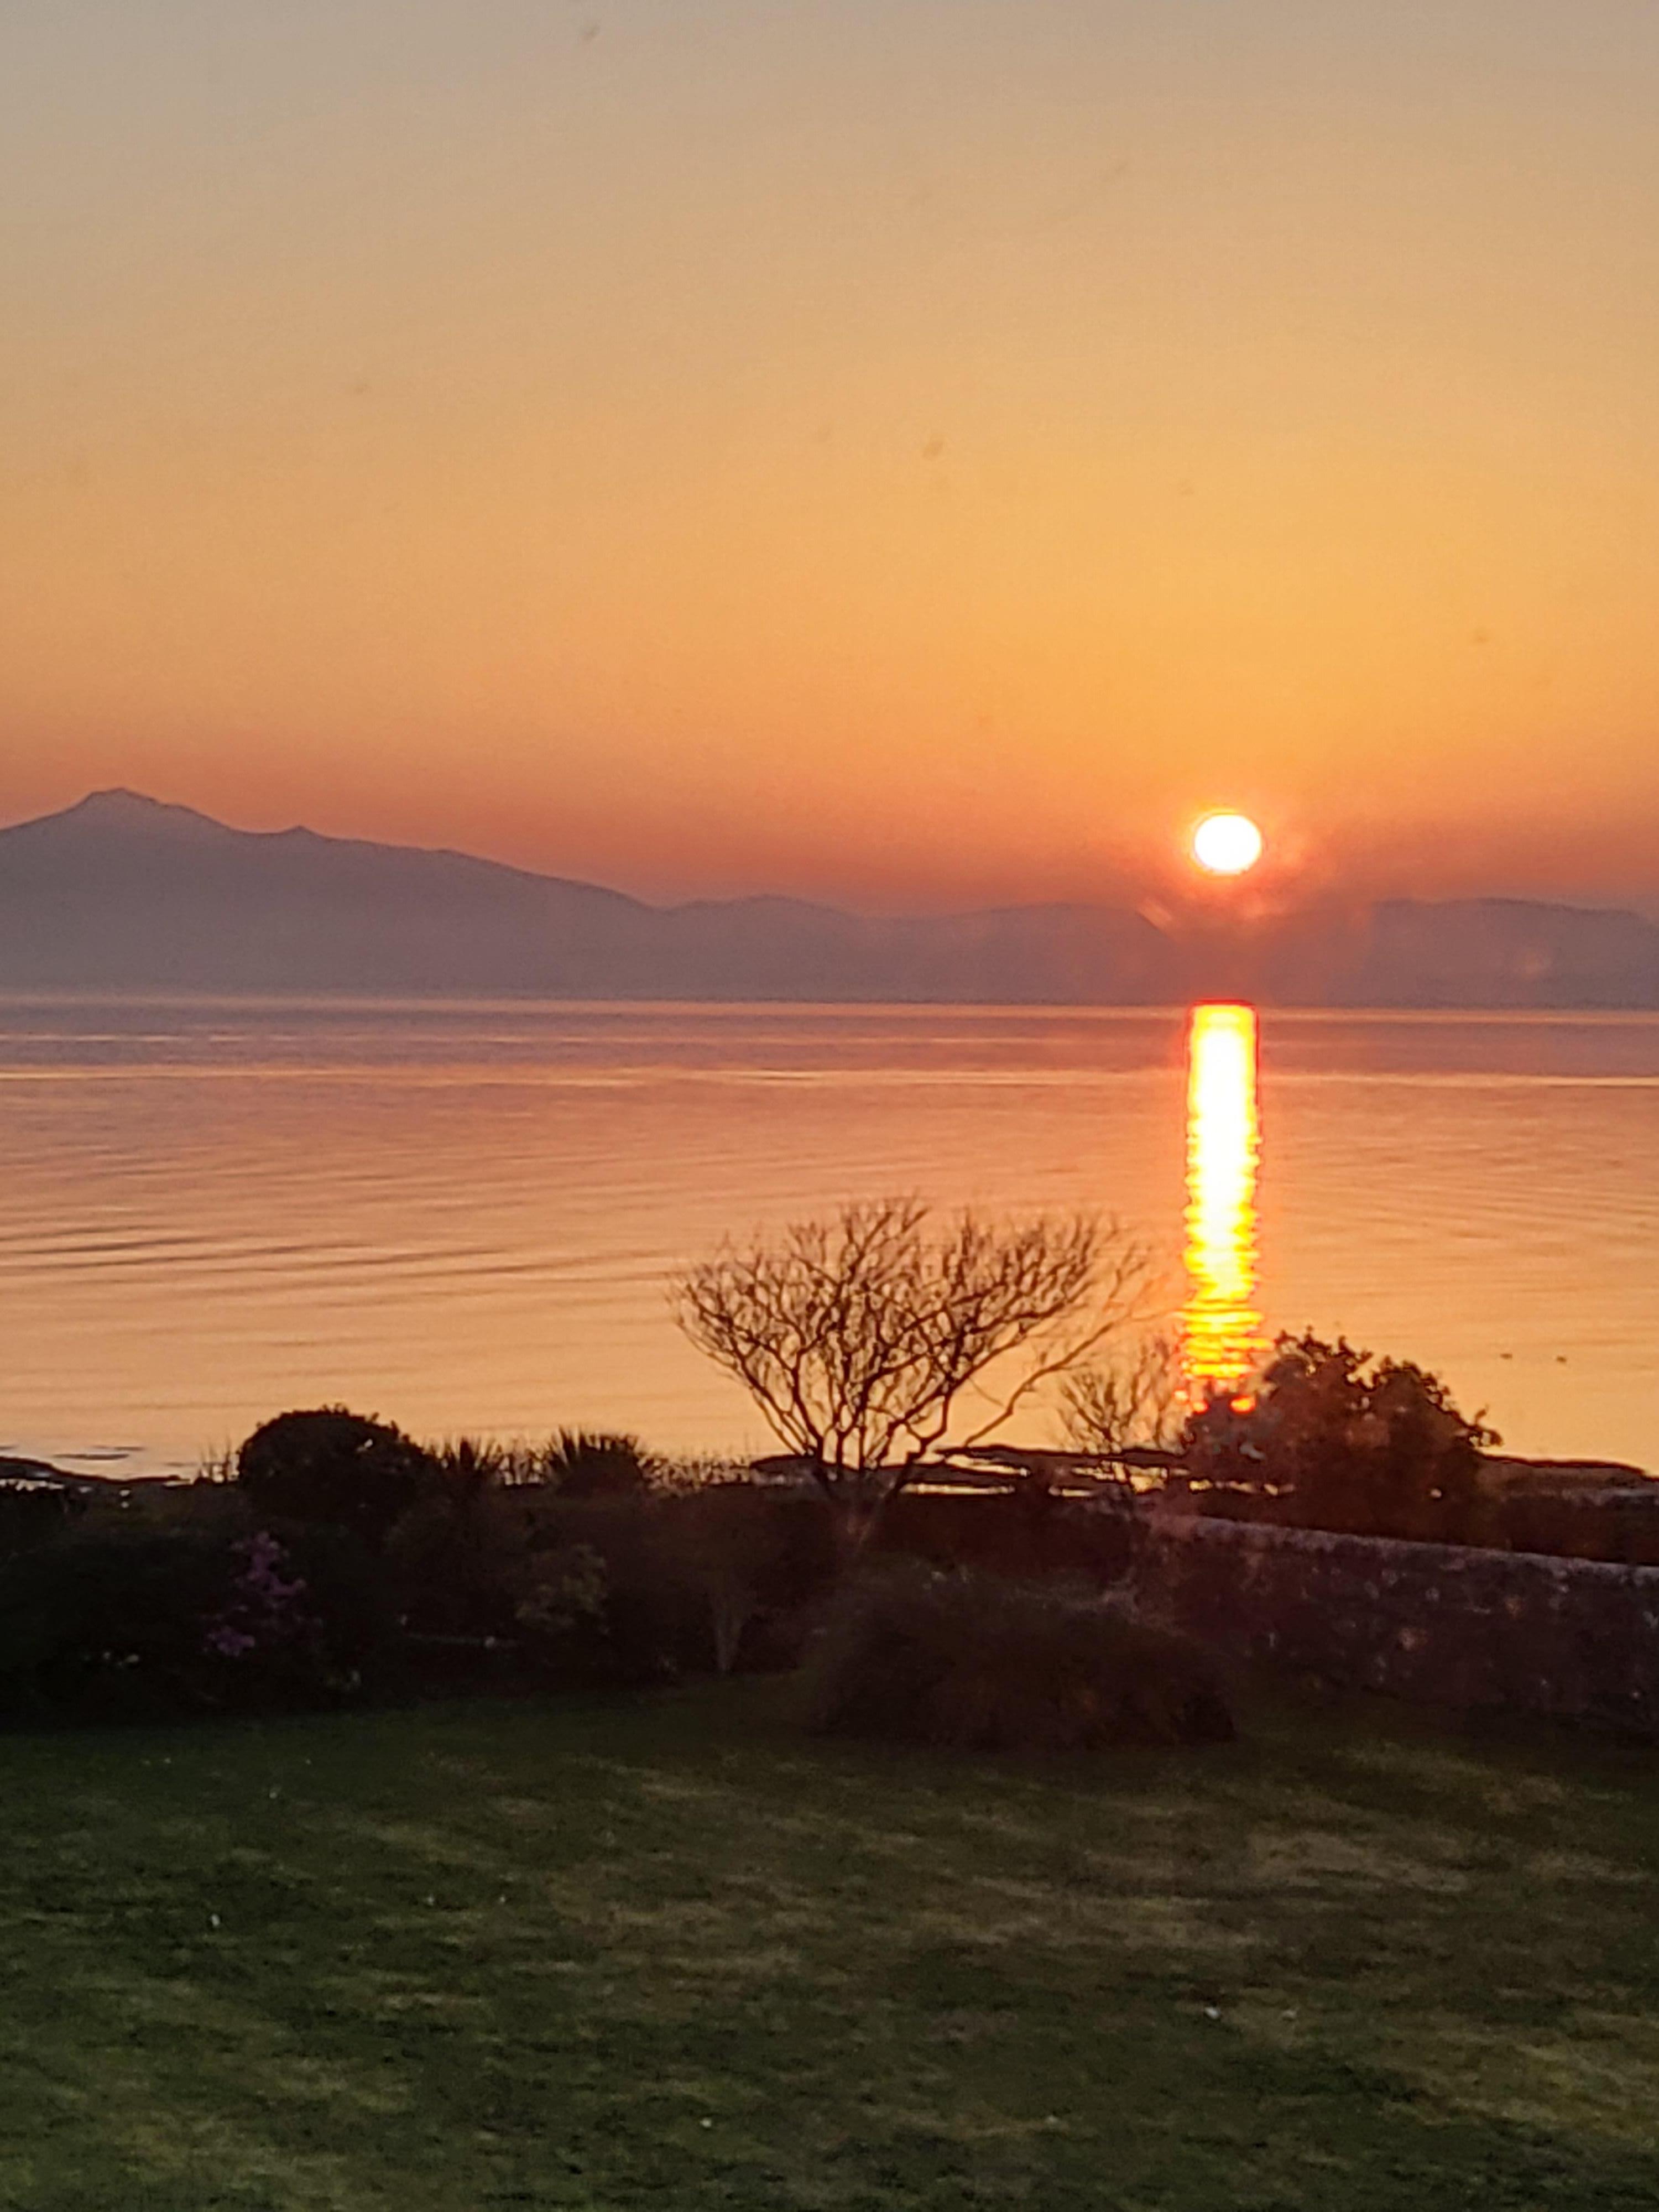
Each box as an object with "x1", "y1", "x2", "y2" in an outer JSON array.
[
  {"x1": 1058, "y1": 1332, "x2": 1187, "y2": 1464},
  {"x1": 671, "y1": 1198, "x2": 1150, "y2": 1541}
]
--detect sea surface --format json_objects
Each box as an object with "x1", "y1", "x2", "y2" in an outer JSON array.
[{"x1": 1, "y1": 996, "x2": 1656, "y2": 1478}]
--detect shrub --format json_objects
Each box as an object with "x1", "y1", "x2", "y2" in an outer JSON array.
[
  {"x1": 541, "y1": 1430, "x2": 654, "y2": 1499},
  {"x1": 513, "y1": 1541, "x2": 609, "y2": 1650},
  {"x1": 0, "y1": 1527, "x2": 231, "y2": 1720},
  {"x1": 252, "y1": 1520, "x2": 392, "y2": 1683},
  {"x1": 201, "y1": 1524, "x2": 393, "y2": 1707},
  {"x1": 804, "y1": 1563, "x2": 1235, "y2": 1752},
  {"x1": 0, "y1": 1480, "x2": 84, "y2": 1556},
  {"x1": 0, "y1": 1520, "x2": 390, "y2": 1721},
  {"x1": 386, "y1": 1439, "x2": 528, "y2": 1637},
  {"x1": 515, "y1": 1493, "x2": 696, "y2": 1683},
  {"x1": 878, "y1": 1490, "x2": 1139, "y2": 1588},
  {"x1": 390, "y1": 1463, "x2": 697, "y2": 1684},
  {"x1": 237, "y1": 1407, "x2": 436, "y2": 1545},
  {"x1": 1184, "y1": 1332, "x2": 1498, "y2": 1541},
  {"x1": 669, "y1": 1484, "x2": 839, "y2": 1672}
]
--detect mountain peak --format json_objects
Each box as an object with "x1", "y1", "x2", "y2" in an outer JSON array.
[{"x1": 62, "y1": 789, "x2": 230, "y2": 838}]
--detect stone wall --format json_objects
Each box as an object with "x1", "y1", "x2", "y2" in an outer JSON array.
[{"x1": 1128, "y1": 1512, "x2": 1659, "y2": 1736}]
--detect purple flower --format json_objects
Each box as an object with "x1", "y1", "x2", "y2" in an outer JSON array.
[{"x1": 202, "y1": 1531, "x2": 323, "y2": 1664}]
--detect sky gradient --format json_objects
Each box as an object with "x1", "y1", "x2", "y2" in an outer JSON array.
[{"x1": 5, "y1": 2, "x2": 1659, "y2": 910}]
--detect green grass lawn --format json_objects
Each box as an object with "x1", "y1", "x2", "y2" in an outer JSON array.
[{"x1": 2, "y1": 1681, "x2": 1657, "y2": 2211}]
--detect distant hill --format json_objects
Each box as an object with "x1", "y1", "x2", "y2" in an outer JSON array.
[
  {"x1": 1345, "y1": 898, "x2": 1659, "y2": 1009},
  {"x1": 2, "y1": 790, "x2": 1657, "y2": 1007},
  {"x1": 0, "y1": 790, "x2": 658, "y2": 995}
]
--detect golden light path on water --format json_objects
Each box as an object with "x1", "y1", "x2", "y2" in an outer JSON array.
[{"x1": 1182, "y1": 1001, "x2": 1263, "y2": 1405}]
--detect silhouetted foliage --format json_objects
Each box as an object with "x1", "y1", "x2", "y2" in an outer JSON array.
[
  {"x1": 383, "y1": 1439, "x2": 718, "y2": 1678},
  {"x1": 1185, "y1": 1331, "x2": 1499, "y2": 1540},
  {"x1": 237, "y1": 1407, "x2": 436, "y2": 1545},
  {"x1": 519, "y1": 1494, "x2": 702, "y2": 1683},
  {"x1": 541, "y1": 1430, "x2": 655, "y2": 1498},
  {"x1": 1465, "y1": 1478, "x2": 1659, "y2": 1566},
  {"x1": 388, "y1": 1465, "x2": 719, "y2": 1684},
  {"x1": 0, "y1": 1527, "x2": 228, "y2": 1720},
  {"x1": 878, "y1": 1489, "x2": 1140, "y2": 1588},
  {"x1": 205, "y1": 1522, "x2": 394, "y2": 1704},
  {"x1": 0, "y1": 1519, "x2": 389, "y2": 1720},
  {"x1": 670, "y1": 1484, "x2": 840, "y2": 1672},
  {"x1": 804, "y1": 1562, "x2": 1234, "y2": 1752},
  {"x1": 387, "y1": 1438, "x2": 526, "y2": 1636},
  {"x1": 14, "y1": 1379, "x2": 1656, "y2": 1737},
  {"x1": 0, "y1": 1480, "x2": 84, "y2": 1556}
]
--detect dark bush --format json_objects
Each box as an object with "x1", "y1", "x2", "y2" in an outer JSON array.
[
  {"x1": 1184, "y1": 1332, "x2": 1498, "y2": 1541},
  {"x1": 0, "y1": 1480, "x2": 84, "y2": 1556},
  {"x1": 389, "y1": 1459, "x2": 688, "y2": 1677},
  {"x1": 878, "y1": 1489, "x2": 1138, "y2": 1587},
  {"x1": 0, "y1": 1520, "x2": 390, "y2": 1721},
  {"x1": 667, "y1": 1484, "x2": 840, "y2": 1671},
  {"x1": 237, "y1": 1407, "x2": 436, "y2": 1545},
  {"x1": 480, "y1": 1485, "x2": 840, "y2": 1682},
  {"x1": 510, "y1": 1539, "x2": 612, "y2": 1671},
  {"x1": 1472, "y1": 1484, "x2": 1659, "y2": 1567},
  {"x1": 541, "y1": 1430, "x2": 654, "y2": 1499},
  {"x1": 389, "y1": 1466, "x2": 726, "y2": 1685},
  {"x1": 0, "y1": 1527, "x2": 231, "y2": 1720},
  {"x1": 804, "y1": 1562, "x2": 1235, "y2": 1752},
  {"x1": 515, "y1": 1493, "x2": 696, "y2": 1683},
  {"x1": 244, "y1": 1519, "x2": 398, "y2": 1697},
  {"x1": 387, "y1": 1439, "x2": 526, "y2": 1637}
]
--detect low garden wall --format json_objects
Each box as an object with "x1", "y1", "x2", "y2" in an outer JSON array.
[{"x1": 1127, "y1": 1512, "x2": 1659, "y2": 1738}]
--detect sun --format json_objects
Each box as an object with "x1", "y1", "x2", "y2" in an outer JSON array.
[{"x1": 1191, "y1": 811, "x2": 1264, "y2": 877}]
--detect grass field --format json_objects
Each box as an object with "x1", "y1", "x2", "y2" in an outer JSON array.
[{"x1": 2, "y1": 1681, "x2": 1657, "y2": 2210}]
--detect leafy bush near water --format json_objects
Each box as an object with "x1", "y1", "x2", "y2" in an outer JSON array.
[
  {"x1": 494, "y1": 1488, "x2": 836, "y2": 1685},
  {"x1": 1185, "y1": 1331, "x2": 1498, "y2": 1542},
  {"x1": 804, "y1": 1563, "x2": 1235, "y2": 1752},
  {"x1": 383, "y1": 1441, "x2": 840, "y2": 1682},
  {"x1": 380, "y1": 1467, "x2": 690, "y2": 1683},
  {"x1": 237, "y1": 1408, "x2": 436, "y2": 1545}
]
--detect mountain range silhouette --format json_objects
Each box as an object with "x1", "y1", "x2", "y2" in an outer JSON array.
[{"x1": 3, "y1": 790, "x2": 1656, "y2": 1006}]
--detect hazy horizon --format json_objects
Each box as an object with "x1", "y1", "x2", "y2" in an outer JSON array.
[{"x1": 11, "y1": 783, "x2": 1659, "y2": 927}]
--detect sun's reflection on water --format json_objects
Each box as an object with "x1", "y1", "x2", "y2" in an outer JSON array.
[{"x1": 1182, "y1": 1002, "x2": 1262, "y2": 1406}]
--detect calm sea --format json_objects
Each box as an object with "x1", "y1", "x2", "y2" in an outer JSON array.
[{"x1": 1, "y1": 997, "x2": 1655, "y2": 1478}]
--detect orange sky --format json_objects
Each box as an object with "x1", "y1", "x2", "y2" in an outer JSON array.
[{"x1": 4, "y1": 2, "x2": 1659, "y2": 910}]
